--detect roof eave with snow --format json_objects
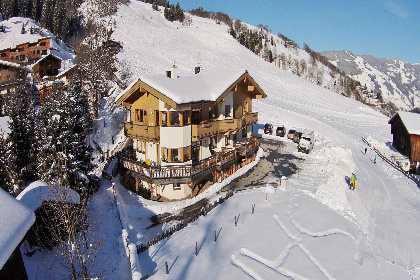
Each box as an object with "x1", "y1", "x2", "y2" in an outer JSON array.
[
  {"x1": 0, "y1": 189, "x2": 35, "y2": 269},
  {"x1": 389, "y1": 111, "x2": 420, "y2": 135},
  {"x1": 116, "y1": 69, "x2": 267, "y2": 108}
]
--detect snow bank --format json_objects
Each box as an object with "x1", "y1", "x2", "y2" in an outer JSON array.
[{"x1": 17, "y1": 181, "x2": 80, "y2": 211}]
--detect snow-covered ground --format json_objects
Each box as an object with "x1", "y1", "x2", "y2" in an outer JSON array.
[
  {"x1": 108, "y1": 2, "x2": 420, "y2": 279},
  {"x1": 23, "y1": 1, "x2": 420, "y2": 279}
]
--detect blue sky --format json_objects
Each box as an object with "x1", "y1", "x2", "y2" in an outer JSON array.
[{"x1": 175, "y1": 0, "x2": 420, "y2": 64}]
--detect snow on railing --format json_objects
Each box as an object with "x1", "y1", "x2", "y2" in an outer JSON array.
[{"x1": 362, "y1": 137, "x2": 420, "y2": 187}]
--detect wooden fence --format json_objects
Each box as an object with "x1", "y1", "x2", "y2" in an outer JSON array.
[
  {"x1": 136, "y1": 190, "x2": 234, "y2": 254},
  {"x1": 362, "y1": 137, "x2": 420, "y2": 187}
]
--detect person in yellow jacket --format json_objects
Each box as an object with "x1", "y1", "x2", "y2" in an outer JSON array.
[{"x1": 350, "y1": 173, "x2": 357, "y2": 190}]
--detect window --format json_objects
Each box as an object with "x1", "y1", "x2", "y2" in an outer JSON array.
[
  {"x1": 161, "y1": 112, "x2": 168, "y2": 126},
  {"x1": 162, "y1": 148, "x2": 168, "y2": 161},
  {"x1": 225, "y1": 105, "x2": 231, "y2": 118},
  {"x1": 183, "y1": 146, "x2": 190, "y2": 161},
  {"x1": 242, "y1": 127, "x2": 247, "y2": 138},
  {"x1": 40, "y1": 42, "x2": 46, "y2": 46},
  {"x1": 135, "y1": 109, "x2": 146, "y2": 123},
  {"x1": 173, "y1": 183, "x2": 181, "y2": 190},
  {"x1": 162, "y1": 146, "x2": 191, "y2": 163},
  {"x1": 136, "y1": 140, "x2": 146, "y2": 153},
  {"x1": 225, "y1": 135, "x2": 230, "y2": 146},
  {"x1": 209, "y1": 106, "x2": 216, "y2": 119},
  {"x1": 171, "y1": 112, "x2": 180, "y2": 126},
  {"x1": 0, "y1": 53, "x2": 6, "y2": 57},
  {"x1": 41, "y1": 50, "x2": 47, "y2": 55},
  {"x1": 17, "y1": 47, "x2": 24, "y2": 52},
  {"x1": 155, "y1": 110, "x2": 159, "y2": 126},
  {"x1": 242, "y1": 102, "x2": 248, "y2": 114},
  {"x1": 37, "y1": 50, "x2": 40, "y2": 54},
  {"x1": 171, "y1": 148, "x2": 180, "y2": 162}
]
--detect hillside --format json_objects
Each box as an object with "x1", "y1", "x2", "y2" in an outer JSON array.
[
  {"x1": 97, "y1": 2, "x2": 419, "y2": 279},
  {"x1": 322, "y1": 51, "x2": 420, "y2": 112},
  {"x1": 16, "y1": 1, "x2": 420, "y2": 279}
]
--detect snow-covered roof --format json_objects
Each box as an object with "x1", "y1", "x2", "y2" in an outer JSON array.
[
  {"x1": 32, "y1": 53, "x2": 62, "y2": 67},
  {"x1": 388, "y1": 111, "x2": 420, "y2": 135},
  {"x1": 0, "y1": 188, "x2": 35, "y2": 269},
  {"x1": 117, "y1": 69, "x2": 266, "y2": 107},
  {"x1": 0, "y1": 60, "x2": 21, "y2": 68},
  {"x1": 17, "y1": 181, "x2": 80, "y2": 212},
  {"x1": 0, "y1": 116, "x2": 11, "y2": 136}
]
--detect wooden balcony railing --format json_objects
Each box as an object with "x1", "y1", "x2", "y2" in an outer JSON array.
[
  {"x1": 118, "y1": 137, "x2": 259, "y2": 184},
  {"x1": 191, "y1": 112, "x2": 258, "y2": 141},
  {"x1": 124, "y1": 123, "x2": 160, "y2": 141}
]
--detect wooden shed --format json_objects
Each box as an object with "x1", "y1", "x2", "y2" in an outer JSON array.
[{"x1": 388, "y1": 111, "x2": 420, "y2": 172}]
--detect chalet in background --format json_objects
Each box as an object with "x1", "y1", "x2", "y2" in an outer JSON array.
[
  {"x1": 388, "y1": 111, "x2": 420, "y2": 173},
  {"x1": 0, "y1": 37, "x2": 52, "y2": 64},
  {"x1": 31, "y1": 53, "x2": 61, "y2": 78},
  {"x1": 116, "y1": 66, "x2": 266, "y2": 201},
  {"x1": 0, "y1": 60, "x2": 27, "y2": 94}
]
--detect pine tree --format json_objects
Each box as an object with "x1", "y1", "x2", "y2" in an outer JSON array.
[
  {"x1": 38, "y1": 82, "x2": 93, "y2": 193},
  {"x1": 0, "y1": 131, "x2": 14, "y2": 194},
  {"x1": 40, "y1": 0, "x2": 54, "y2": 31},
  {"x1": 8, "y1": 85, "x2": 37, "y2": 188}
]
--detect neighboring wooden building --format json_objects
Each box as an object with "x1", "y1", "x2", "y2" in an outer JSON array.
[
  {"x1": 32, "y1": 54, "x2": 61, "y2": 78},
  {"x1": 0, "y1": 189, "x2": 36, "y2": 280},
  {"x1": 17, "y1": 181, "x2": 80, "y2": 249},
  {"x1": 388, "y1": 111, "x2": 420, "y2": 173},
  {"x1": 0, "y1": 60, "x2": 26, "y2": 94},
  {"x1": 116, "y1": 66, "x2": 266, "y2": 201},
  {"x1": 0, "y1": 37, "x2": 51, "y2": 64}
]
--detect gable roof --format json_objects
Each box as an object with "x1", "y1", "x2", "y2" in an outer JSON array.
[
  {"x1": 388, "y1": 111, "x2": 420, "y2": 135},
  {"x1": 32, "y1": 53, "x2": 62, "y2": 67},
  {"x1": 116, "y1": 69, "x2": 266, "y2": 108},
  {"x1": 0, "y1": 188, "x2": 35, "y2": 269},
  {"x1": 17, "y1": 181, "x2": 80, "y2": 212}
]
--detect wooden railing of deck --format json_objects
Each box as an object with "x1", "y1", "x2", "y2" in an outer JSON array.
[
  {"x1": 124, "y1": 123, "x2": 160, "y2": 141},
  {"x1": 191, "y1": 112, "x2": 258, "y2": 141}
]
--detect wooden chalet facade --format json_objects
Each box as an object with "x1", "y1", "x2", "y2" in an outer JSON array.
[
  {"x1": 0, "y1": 37, "x2": 51, "y2": 64},
  {"x1": 116, "y1": 67, "x2": 266, "y2": 200},
  {"x1": 388, "y1": 111, "x2": 420, "y2": 173},
  {"x1": 32, "y1": 54, "x2": 62, "y2": 78},
  {"x1": 0, "y1": 60, "x2": 26, "y2": 94}
]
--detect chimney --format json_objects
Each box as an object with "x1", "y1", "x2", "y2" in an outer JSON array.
[{"x1": 167, "y1": 64, "x2": 178, "y2": 79}]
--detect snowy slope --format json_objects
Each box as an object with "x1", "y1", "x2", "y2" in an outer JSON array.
[
  {"x1": 322, "y1": 51, "x2": 420, "y2": 111},
  {"x1": 102, "y1": 2, "x2": 420, "y2": 279},
  {"x1": 24, "y1": 1, "x2": 420, "y2": 279}
]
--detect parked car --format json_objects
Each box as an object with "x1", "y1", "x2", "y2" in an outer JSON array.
[
  {"x1": 298, "y1": 130, "x2": 315, "y2": 153},
  {"x1": 293, "y1": 130, "x2": 303, "y2": 143},
  {"x1": 276, "y1": 126, "x2": 286, "y2": 137},
  {"x1": 264, "y1": 123, "x2": 273, "y2": 135},
  {"x1": 287, "y1": 129, "x2": 296, "y2": 140}
]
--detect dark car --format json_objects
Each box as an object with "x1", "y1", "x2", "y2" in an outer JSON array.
[
  {"x1": 264, "y1": 123, "x2": 273, "y2": 134},
  {"x1": 276, "y1": 126, "x2": 286, "y2": 137},
  {"x1": 287, "y1": 129, "x2": 296, "y2": 140}
]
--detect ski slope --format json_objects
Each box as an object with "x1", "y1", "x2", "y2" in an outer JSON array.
[
  {"x1": 23, "y1": 1, "x2": 420, "y2": 279},
  {"x1": 106, "y1": 2, "x2": 420, "y2": 279}
]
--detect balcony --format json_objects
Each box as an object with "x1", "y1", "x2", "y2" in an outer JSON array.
[
  {"x1": 119, "y1": 155, "x2": 217, "y2": 184},
  {"x1": 118, "y1": 136, "x2": 259, "y2": 184},
  {"x1": 191, "y1": 112, "x2": 258, "y2": 141},
  {"x1": 124, "y1": 123, "x2": 160, "y2": 141}
]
